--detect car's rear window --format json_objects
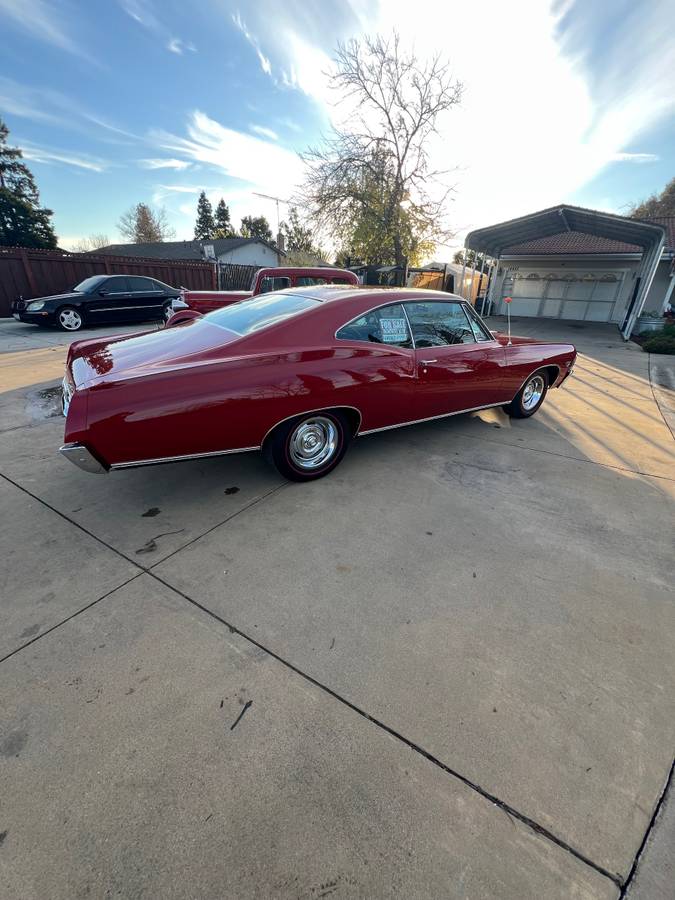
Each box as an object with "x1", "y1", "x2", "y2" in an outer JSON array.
[{"x1": 206, "y1": 293, "x2": 319, "y2": 335}]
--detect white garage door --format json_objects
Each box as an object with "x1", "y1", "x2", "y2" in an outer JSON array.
[{"x1": 499, "y1": 269, "x2": 627, "y2": 322}]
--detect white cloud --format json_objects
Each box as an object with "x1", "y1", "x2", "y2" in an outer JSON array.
[
  {"x1": 167, "y1": 37, "x2": 196, "y2": 55},
  {"x1": 609, "y1": 152, "x2": 659, "y2": 164},
  {"x1": 222, "y1": 0, "x2": 675, "y2": 255},
  {"x1": 232, "y1": 12, "x2": 272, "y2": 77},
  {"x1": 0, "y1": 77, "x2": 138, "y2": 142},
  {"x1": 151, "y1": 110, "x2": 304, "y2": 195},
  {"x1": 139, "y1": 158, "x2": 192, "y2": 170},
  {"x1": 250, "y1": 124, "x2": 278, "y2": 141},
  {"x1": 20, "y1": 142, "x2": 108, "y2": 172},
  {"x1": 0, "y1": 0, "x2": 88, "y2": 58}
]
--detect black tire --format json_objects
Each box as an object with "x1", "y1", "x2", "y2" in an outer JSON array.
[
  {"x1": 56, "y1": 306, "x2": 84, "y2": 332},
  {"x1": 505, "y1": 370, "x2": 549, "y2": 418},
  {"x1": 263, "y1": 410, "x2": 351, "y2": 482}
]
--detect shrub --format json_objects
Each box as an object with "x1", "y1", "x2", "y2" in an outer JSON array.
[{"x1": 641, "y1": 334, "x2": 675, "y2": 354}]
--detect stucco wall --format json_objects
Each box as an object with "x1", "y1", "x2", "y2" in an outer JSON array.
[{"x1": 218, "y1": 243, "x2": 280, "y2": 267}]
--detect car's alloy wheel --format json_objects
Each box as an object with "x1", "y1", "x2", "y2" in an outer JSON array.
[
  {"x1": 163, "y1": 302, "x2": 173, "y2": 324},
  {"x1": 57, "y1": 307, "x2": 83, "y2": 331},
  {"x1": 506, "y1": 370, "x2": 549, "y2": 418},
  {"x1": 264, "y1": 411, "x2": 351, "y2": 482}
]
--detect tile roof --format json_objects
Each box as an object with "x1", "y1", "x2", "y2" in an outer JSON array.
[{"x1": 502, "y1": 217, "x2": 674, "y2": 256}]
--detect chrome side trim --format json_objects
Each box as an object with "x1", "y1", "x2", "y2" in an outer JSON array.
[
  {"x1": 260, "y1": 405, "x2": 363, "y2": 446},
  {"x1": 358, "y1": 402, "x2": 506, "y2": 436},
  {"x1": 109, "y1": 446, "x2": 260, "y2": 469},
  {"x1": 59, "y1": 443, "x2": 108, "y2": 474}
]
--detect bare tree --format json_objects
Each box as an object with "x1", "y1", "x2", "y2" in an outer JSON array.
[
  {"x1": 71, "y1": 233, "x2": 110, "y2": 252},
  {"x1": 299, "y1": 33, "x2": 462, "y2": 267},
  {"x1": 118, "y1": 203, "x2": 175, "y2": 243}
]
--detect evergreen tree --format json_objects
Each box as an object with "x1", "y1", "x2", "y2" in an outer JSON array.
[
  {"x1": 0, "y1": 117, "x2": 57, "y2": 249},
  {"x1": 240, "y1": 215, "x2": 273, "y2": 242},
  {"x1": 194, "y1": 191, "x2": 215, "y2": 240},
  {"x1": 214, "y1": 198, "x2": 234, "y2": 238}
]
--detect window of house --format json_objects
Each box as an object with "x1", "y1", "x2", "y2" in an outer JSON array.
[{"x1": 336, "y1": 303, "x2": 413, "y2": 349}]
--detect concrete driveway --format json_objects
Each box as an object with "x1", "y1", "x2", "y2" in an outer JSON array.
[{"x1": 0, "y1": 316, "x2": 673, "y2": 899}]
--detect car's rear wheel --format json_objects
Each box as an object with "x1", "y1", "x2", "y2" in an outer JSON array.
[
  {"x1": 57, "y1": 306, "x2": 83, "y2": 331},
  {"x1": 162, "y1": 302, "x2": 173, "y2": 324},
  {"x1": 505, "y1": 370, "x2": 548, "y2": 418},
  {"x1": 264, "y1": 411, "x2": 351, "y2": 482}
]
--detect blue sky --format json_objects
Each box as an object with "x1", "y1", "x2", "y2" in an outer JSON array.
[{"x1": 0, "y1": 0, "x2": 673, "y2": 258}]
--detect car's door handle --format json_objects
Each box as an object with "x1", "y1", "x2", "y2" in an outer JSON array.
[{"x1": 420, "y1": 359, "x2": 438, "y2": 365}]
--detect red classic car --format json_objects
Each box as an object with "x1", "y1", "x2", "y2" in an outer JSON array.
[
  {"x1": 59, "y1": 287, "x2": 576, "y2": 482},
  {"x1": 182, "y1": 266, "x2": 359, "y2": 314}
]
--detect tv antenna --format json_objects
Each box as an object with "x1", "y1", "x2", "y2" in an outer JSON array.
[{"x1": 253, "y1": 191, "x2": 290, "y2": 234}]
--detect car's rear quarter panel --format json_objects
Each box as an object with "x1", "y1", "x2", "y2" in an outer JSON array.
[{"x1": 79, "y1": 343, "x2": 416, "y2": 466}]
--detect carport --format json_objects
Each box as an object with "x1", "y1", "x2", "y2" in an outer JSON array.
[{"x1": 464, "y1": 205, "x2": 665, "y2": 338}]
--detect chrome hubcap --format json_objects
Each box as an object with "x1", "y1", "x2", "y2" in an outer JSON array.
[
  {"x1": 522, "y1": 374, "x2": 545, "y2": 411},
  {"x1": 60, "y1": 309, "x2": 81, "y2": 330},
  {"x1": 289, "y1": 416, "x2": 338, "y2": 470}
]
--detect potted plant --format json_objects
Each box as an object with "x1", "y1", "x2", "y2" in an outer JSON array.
[{"x1": 636, "y1": 309, "x2": 665, "y2": 333}]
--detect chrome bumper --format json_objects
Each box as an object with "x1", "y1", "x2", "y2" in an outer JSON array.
[{"x1": 59, "y1": 443, "x2": 107, "y2": 474}]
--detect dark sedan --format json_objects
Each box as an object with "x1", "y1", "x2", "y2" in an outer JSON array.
[{"x1": 12, "y1": 275, "x2": 182, "y2": 332}]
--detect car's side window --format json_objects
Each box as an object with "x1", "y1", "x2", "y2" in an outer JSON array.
[
  {"x1": 259, "y1": 276, "x2": 291, "y2": 293},
  {"x1": 98, "y1": 278, "x2": 129, "y2": 294},
  {"x1": 464, "y1": 304, "x2": 494, "y2": 342},
  {"x1": 336, "y1": 303, "x2": 413, "y2": 349},
  {"x1": 128, "y1": 277, "x2": 153, "y2": 292},
  {"x1": 330, "y1": 277, "x2": 352, "y2": 285},
  {"x1": 404, "y1": 301, "x2": 476, "y2": 347}
]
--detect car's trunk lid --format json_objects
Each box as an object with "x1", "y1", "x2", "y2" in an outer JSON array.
[{"x1": 69, "y1": 319, "x2": 243, "y2": 387}]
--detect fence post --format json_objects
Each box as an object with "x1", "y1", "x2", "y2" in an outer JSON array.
[
  {"x1": 211, "y1": 262, "x2": 217, "y2": 290},
  {"x1": 19, "y1": 249, "x2": 38, "y2": 296}
]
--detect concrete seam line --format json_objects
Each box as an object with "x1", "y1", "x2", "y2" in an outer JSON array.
[
  {"x1": 0, "y1": 472, "x2": 287, "y2": 574},
  {"x1": 148, "y1": 568, "x2": 624, "y2": 889},
  {"x1": 648, "y1": 353, "x2": 675, "y2": 443},
  {"x1": 0, "y1": 571, "x2": 144, "y2": 666},
  {"x1": 147, "y1": 482, "x2": 288, "y2": 571},
  {"x1": 619, "y1": 757, "x2": 675, "y2": 898}
]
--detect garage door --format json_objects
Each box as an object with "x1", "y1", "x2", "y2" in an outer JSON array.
[{"x1": 499, "y1": 269, "x2": 626, "y2": 322}]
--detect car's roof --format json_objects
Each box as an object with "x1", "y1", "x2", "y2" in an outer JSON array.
[{"x1": 280, "y1": 285, "x2": 468, "y2": 304}]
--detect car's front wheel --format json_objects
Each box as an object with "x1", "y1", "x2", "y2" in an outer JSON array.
[
  {"x1": 506, "y1": 370, "x2": 548, "y2": 418},
  {"x1": 264, "y1": 411, "x2": 351, "y2": 482},
  {"x1": 56, "y1": 306, "x2": 83, "y2": 331}
]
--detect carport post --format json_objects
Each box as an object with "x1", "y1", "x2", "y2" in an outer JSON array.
[
  {"x1": 622, "y1": 239, "x2": 665, "y2": 339},
  {"x1": 476, "y1": 256, "x2": 486, "y2": 309},
  {"x1": 460, "y1": 257, "x2": 466, "y2": 299},
  {"x1": 485, "y1": 256, "x2": 501, "y2": 316}
]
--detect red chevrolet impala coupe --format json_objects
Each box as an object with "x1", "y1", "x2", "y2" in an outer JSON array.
[{"x1": 59, "y1": 287, "x2": 576, "y2": 482}]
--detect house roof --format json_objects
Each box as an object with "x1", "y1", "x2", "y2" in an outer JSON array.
[
  {"x1": 502, "y1": 218, "x2": 675, "y2": 256},
  {"x1": 95, "y1": 237, "x2": 282, "y2": 260},
  {"x1": 466, "y1": 205, "x2": 668, "y2": 258}
]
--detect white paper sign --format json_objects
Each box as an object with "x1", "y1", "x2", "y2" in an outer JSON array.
[{"x1": 380, "y1": 317, "x2": 408, "y2": 343}]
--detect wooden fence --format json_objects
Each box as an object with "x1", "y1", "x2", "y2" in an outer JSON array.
[{"x1": 0, "y1": 247, "x2": 217, "y2": 317}]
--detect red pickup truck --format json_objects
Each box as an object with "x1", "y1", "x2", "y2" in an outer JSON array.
[{"x1": 182, "y1": 266, "x2": 359, "y2": 314}]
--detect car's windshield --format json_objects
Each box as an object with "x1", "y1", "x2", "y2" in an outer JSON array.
[
  {"x1": 206, "y1": 292, "x2": 319, "y2": 335},
  {"x1": 73, "y1": 275, "x2": 106, "y2": 292}
]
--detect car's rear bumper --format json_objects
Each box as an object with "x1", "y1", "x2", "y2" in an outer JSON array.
[{"x1": 58, "y1": 443, "x2": 108, "y2": 474}]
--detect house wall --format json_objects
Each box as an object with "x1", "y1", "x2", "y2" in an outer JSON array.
[
  {"x1": 218, "y1": 242, "x2": 280, "y2": 267},
  {"x1": 492, "y1": 254, "x2": 672, "y2": 323}
]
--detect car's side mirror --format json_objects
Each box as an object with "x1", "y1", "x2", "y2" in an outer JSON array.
[{"x1": 99, "y1": 290, "x2": 107, "y2": 296}]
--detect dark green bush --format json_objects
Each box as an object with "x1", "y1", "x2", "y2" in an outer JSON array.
[{"x1": 641, "y1": 334, "x2": 675, "y2": 354}]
